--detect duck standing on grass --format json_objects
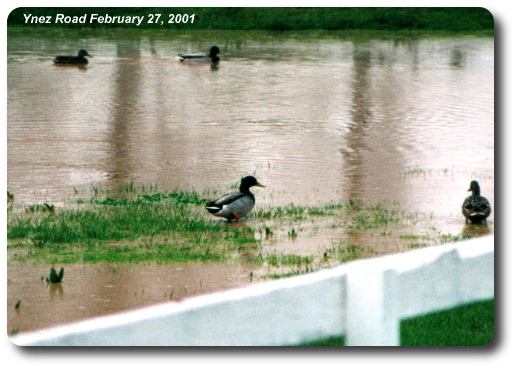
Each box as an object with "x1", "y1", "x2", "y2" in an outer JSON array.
[
  {"x1": 53, "y1": 49, "x2": 92, "y2": 65},
  {"x1": 177, "y1": 45, "x2": 220, "y2": 64},
  {"x1": 206, "y1": 176, "x2": 265, "y2": 222},
  {"x1": 462, "y1": 180, "x2": 491, "y2": 224}
]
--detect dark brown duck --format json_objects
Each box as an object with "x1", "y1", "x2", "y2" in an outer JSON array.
[{"x1": 462, "y1": 180, "x2": 491, "y2": 224}]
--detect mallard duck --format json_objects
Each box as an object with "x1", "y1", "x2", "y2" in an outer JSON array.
[
  {"x1": 53, "y1": 49, "x2": 92, "y2": 65},
  {"x1": 462, "y1": 180, "x2": 491, "y2": 224},
  {"x1": 177, "y1": 45, "x2": 220, "y2": 63},
  {"x1": 206, "y1": 176, "x2": 265, "y2": 221}
]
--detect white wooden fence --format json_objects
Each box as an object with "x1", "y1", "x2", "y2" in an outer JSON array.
[{"x1": 11, "y1": 235, "x2": 494, "y2": 346}]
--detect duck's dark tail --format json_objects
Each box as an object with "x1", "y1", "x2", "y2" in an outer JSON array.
[{"x1": 205, "y1": 201, "x2": 221, "y2": 214}]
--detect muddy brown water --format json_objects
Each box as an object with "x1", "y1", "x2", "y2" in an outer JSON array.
[
  {"x1": 7, "y1": 262, "x2": 259, "y2": 334},
  {"x1": 7, "y1": 30, "x2": 494, "y2": 333}
]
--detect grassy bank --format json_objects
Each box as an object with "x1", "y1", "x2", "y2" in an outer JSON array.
[
  {"x1": 8, "y1": 7, "x2": 493, "y2": 31},
  {"x1": 301, "y1": 299, "x2": 494, "y2": 346}
]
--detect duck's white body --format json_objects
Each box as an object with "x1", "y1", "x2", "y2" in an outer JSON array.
[
  {"x1": 177, "y1": 45, "x2": 220, "y2": 64},
  {"x1": 205, "y1": 176, "x2": 264, "y2": 222},
  {"x1": 177, "y1": 54, "x2": 213, "y2": 63},
  {"x1": 206, "y1": 192, "x2": 255, "y2": 220}
]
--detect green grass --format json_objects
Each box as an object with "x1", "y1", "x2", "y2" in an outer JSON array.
[
  {"x1": 7, "y1": 184, "x2": 472, "y2": 265},
  {"x1": 10, "y1": 204, "x2": 220, "y2": 243},
  {"x1": 401, "y1": 299, "x2": 494, "y2": 346},
  {"x1": 69, "y1": 241, "x2": 226, "y2": 264},
  {"x1": 10, "y1": 189, "x2": 223, "y2": 244},
  {"x1": 11, "y1": 237, "x2": 262, "y2": 265},
  {"x1": 300, "y1": 299, "x2": 494, "y2": 346},
  {"x1": 8, "y1": 185, "x2": 352, "y2": 265},
  {"x1": 7, "y1": 187, "x2": 260, "y2": 264},
  {"x1": 8, "y1": 8, "x2": 493, "y2": 31},
  {"x1": 86, "y1": 190, "x2": 209, "y2": 207}
]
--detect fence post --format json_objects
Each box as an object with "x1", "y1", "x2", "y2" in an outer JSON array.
[{"x1": 345, "y1": 268, "x2": 399, "y2": 346}]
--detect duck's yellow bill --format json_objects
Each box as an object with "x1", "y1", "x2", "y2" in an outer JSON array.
[{"x1": 256, "y1": 182, "x2": 266, "y2": 188}]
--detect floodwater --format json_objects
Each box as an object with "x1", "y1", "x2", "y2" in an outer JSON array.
[
  {"x1": 7, "y1": 262, "x2": 258, "y2": 333},
  {"x1": 7, "y1": 29, "x2": 494, "y2": 333}
]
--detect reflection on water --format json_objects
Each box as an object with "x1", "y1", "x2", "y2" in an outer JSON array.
[
  {"x1": 108, "y1": 41, "x2": 142, "y2": 185},
  {"x1": 462, "y1": 223, "x2": 491, "y2": 238},
  {"x1": 7, "y1": 30, "x2": 493, "y2": 332},
  {"x1": 8, "y1": 32, "x2": 494, "y2": 217}
]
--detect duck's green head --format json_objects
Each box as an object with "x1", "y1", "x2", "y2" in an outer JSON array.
[
  {"x1": 240, "y1": 176, "x2": 265, "y2": 192},
  {"x1": 469, "y1": 180, "x2": 481, "y2": 196},
  {"x1": 78, "y1": 49, "x2": 92, "y2": 58}
]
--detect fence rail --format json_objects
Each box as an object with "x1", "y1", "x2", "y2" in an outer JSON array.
[{"x1": 12, "y1": 235, "x2": 494, "y2": 346}]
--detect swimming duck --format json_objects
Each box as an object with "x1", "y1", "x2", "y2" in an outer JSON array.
[
  {"x1": 206, "y1": 176, "x2": 265, "y2": 221},
  {"x1": 462, "y1": 180, "x2": 491, "y2": 224},
  {"x1": 53, "y1": 49, "x2": 92, "y2": 65},
  {"x1": 177, "y1": 45, "x2": 220, "y2": 63}
]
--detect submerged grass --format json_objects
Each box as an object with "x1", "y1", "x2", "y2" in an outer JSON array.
[
  {"x1": 265, "y1": 267, "x2": 315, "y2": 280},
  {"x1": 344, "y1": 199, "x2": 413, "y2": 230},
  {"x1": 324, "y1": 243, "x2": 375, "y2": 263},
  {"x1": 253, "y1": 203, "x2": 343, "y2": 220},
  {"x1": 264, "y1": 254, "x2": 313, "y2": 267},
  {"x1": 7, "y1": 183, "x2": 468, "y2": 265},
  {"x1": 81, "y1": 185, "x2": 211, "y2": 206},
  {"x1": 252, "y1": 199, "x2": 408, "y2": 229},
  {"x1": 398, "y1": 231, "x2": 475, "y2": 250},
  {"x1": 8, "y1": 186, "x2": 259, "y2": 264},
  {"x1": 25, "y1": 203, "x2": 55, "y2": 213}
]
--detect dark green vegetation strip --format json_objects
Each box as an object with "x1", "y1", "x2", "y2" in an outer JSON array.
[
  {"x1": 300, "y1": 299, "x2": 494, "y2": 346},
  {"x1": 9, "y1": 8, "x2": 493, "y2": 31}
]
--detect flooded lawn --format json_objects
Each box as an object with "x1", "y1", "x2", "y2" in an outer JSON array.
[{"x1": 7, "y1": 29, "x2": 493, "y2": 333}]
